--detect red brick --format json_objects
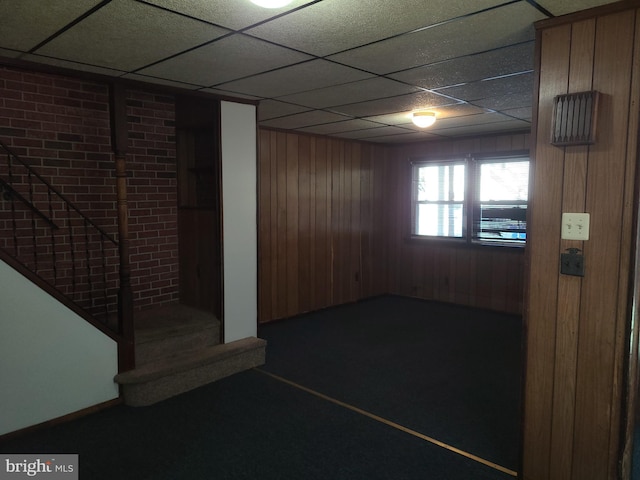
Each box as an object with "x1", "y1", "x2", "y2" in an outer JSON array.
[
  {"x1": 4, "y1": 99, "x2": 37, "y2": 111},
  {"x1": 0, "y1": 88, "x2": 24, "y2": 100}
]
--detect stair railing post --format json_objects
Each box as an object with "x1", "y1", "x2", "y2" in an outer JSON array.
[{"x1": 110, "y1": 82, "x2": 135, "y2": 372}]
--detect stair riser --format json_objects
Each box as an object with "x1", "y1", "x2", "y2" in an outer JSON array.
[
  {"x1": 136, "y1": 326, "x2": 220, "y2": 365},
  {"x1": 121, "y1": 344, "x2": 266, "y2": 407}
]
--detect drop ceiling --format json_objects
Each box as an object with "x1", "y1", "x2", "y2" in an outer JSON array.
[{"x1": 0, "y1": 0, "x2": 618, "y2": 143}]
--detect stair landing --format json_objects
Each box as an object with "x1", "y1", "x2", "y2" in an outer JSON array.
[{"x1": 115, "y1": 303, "x2": 266, "y2": 406}]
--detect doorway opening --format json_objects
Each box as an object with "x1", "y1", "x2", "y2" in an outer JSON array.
[{"x1": 175, "y1": 96, "x2": 222, "y2": 321}]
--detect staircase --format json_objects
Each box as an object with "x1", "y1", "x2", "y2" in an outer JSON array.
[
  {"x1": 114, "y1": 303, "x2": 266, "y2": 406},
  {"x1": 0, "y1": 139, "x2": 266, "y2": 410}
]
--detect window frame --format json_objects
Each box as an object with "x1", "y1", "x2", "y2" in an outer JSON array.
[
  {"x1": 409, "y1": 151, "x2": 530, "y2": 248},
  {"x1": 410, "y1": 158, "x2": 467, "y2": 240}
]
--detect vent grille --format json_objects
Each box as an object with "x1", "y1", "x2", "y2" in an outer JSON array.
[{"x1": 551, "y1": 91, "x2": 599, "y2": 146}]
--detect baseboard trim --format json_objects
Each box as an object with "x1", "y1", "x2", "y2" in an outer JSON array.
[{"x1": 0, "y1": 397, "x2": 122, "y2": 442}]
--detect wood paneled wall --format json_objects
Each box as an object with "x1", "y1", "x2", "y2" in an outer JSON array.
[
  {"x1": 257, "y1": 129, "x2": 389, "y2": 323},
  {"x1": 523, "y1": 4, "x2": 640, "y2": 480},
  {"x1": 258, "y1": 129, "x2": 531, "y2": 323},
  {"x1": 385, "y1": 133, "x2": 530, "y2": 315}
]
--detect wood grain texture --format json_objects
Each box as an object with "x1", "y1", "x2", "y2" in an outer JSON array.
[
  {"x1": 257, "y1": 130, "x2": 388, "y2": 323},
  {"x1": 549, "y1": 18, "x2": 594, "y2": 480},
  {"x1": 385, "y1": 133, "x2": 530, "y2": 315},
  {"x1": 178, "y1": 209, "x2": 218, "y2": 314},
  {"x1": 619, "y1": 10, "x2": 640, "y2": 478},
  {"x1": 522, "y1": 24, "x2": 571, "y2": 480},
  {"x1": 572, "y1": 11, "x2": 635, "y2": 480},
  {"x1": 524, "y1": 6, "x2": 640, "y2": 480},
  {"x1": 257, "y1": 130, "x2": 535, "y2": 473}
]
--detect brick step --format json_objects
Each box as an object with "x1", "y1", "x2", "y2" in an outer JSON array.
[{"x1": 115, "y1": 337, "x2": 266, "y2": 406}]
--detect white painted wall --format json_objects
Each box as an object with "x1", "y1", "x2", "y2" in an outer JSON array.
[
  {"x1": 220, "y1": 101, "x2": 258, "y2": 343},
  {"x1": 0, "y1": 261, "x2": 119, "y2": 436}
]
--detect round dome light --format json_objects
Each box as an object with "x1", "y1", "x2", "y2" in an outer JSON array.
[{"x1": 412, "y1": 111, "x2": 437, "y2": 128}]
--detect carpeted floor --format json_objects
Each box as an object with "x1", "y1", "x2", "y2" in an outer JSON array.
[
  {"x1": 258, "y1": 295, "x2": 523, "y2": 472},
  {"x1": 1, "y1": 295, "x2": 522, "y2": 479}
]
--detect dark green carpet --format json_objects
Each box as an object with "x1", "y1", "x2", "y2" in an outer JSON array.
[
  {"x1": 1, "y1": 295, "x2": 521, "y2": 479},
  {"x1": 258, "y1": 295, "x2": 523, "y2": 472},
  {"x1": 1, "y1": 369, "x2": 512, "y2": 479}
]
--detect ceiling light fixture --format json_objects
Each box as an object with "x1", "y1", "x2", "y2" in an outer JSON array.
[
  {"x1": 250, "y1": 0, "x2": 294, "y2": 8},
  {"x1": 412, "y1": 111, "x2": 436, "y2": 128}
]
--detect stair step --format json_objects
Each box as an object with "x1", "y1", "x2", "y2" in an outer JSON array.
[
  {"x1": 115, "y1": 337, "x2": 266, "y2": 406},
  {"x1": 134, "y1": 304, "x2": 221, "y2": 365}
]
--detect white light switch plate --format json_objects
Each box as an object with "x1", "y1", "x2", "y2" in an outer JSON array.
[{"x1": 561, "y1": 213, "x2": 590, "y2": 240}]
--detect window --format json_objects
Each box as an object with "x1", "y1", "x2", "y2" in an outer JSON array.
[
  {"x1": 411, "y1": 154, "x2": 529, "y2": 245},
  {"x1": 474, "y1": 159, "x2": 528, "y2": 243},
  {"x1": 412, "y1": 161, "x2": 465, "y2": 238}
]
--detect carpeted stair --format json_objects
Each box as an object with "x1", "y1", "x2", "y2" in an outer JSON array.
[{"x1": 114, "y1": 304, "x2": 266, "y2": 406}]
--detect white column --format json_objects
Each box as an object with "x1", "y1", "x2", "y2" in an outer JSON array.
[{"x1": 220, "y1": 101, "x2": 258, "y2": 342}]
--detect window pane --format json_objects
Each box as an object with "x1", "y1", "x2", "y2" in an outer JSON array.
[
  {"x1": 476, "y1": 204, "x2": 527, "y2": 242},
  {"x1": 417, "y1": 164, "x2": 465, "y2": 202},
  {"x1": 416, "y1": 203, "x2": 463, "y2": 237},
  {"x1": 479, "y1": 161, "x2": 529, "y2": 201},
  {"x1": 476, "y1": 159, "x2": 529, "y2": 244}
]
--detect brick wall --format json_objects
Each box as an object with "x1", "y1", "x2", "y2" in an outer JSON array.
[
  {"x1": 0, "y1": 66, "x2": 180, "y2": 316},
  {"x1": 0, "y1": 67, "x2": 115, "y2": 218},
  {"x1": 126, "y1": 90, "x2": 179, "y2": 309}
]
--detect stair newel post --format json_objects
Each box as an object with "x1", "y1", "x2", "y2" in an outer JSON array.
[{"x1": 110, "y1": 82, "x2": 135, "y2": 372}]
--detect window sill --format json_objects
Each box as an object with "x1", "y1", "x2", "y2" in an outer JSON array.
[{"x1": 406, "y1": 235, "x2": 526, "y2": 251}]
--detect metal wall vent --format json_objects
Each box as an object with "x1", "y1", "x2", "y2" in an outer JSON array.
[{"x1": 551, "y1": 90, "x2": 600, "y2": 146}]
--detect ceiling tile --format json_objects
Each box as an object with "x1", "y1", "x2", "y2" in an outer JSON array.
[
  {"x1": 277, "y1": 77, "x2": 421, "y2": 109},
  {"x1": 121, "y1": 73, "x2": 202, "y2": 90},
  {"x1": 383, "y1": 111, "x2": 532, "y2": 136},
  {"x1": 260, "y1": 110, "x2": 351, "y2": 129},
  {"x1": 361, "y1": 112, "x2": 420, "y2": 126},
  {"x1": 35, "y1": 0, "x2": 230, "y2": 71},
  {"x1": 426, "y1": 112, "x2": 521, "y2": 130},
  {"x1": 297, "y1": 119, "x2": 385, "y2": 135},
  {"x1": 365, "y1": 131, "x2": 441, "y2": 143},
  {"x1": 21, "y1": 53, "x2": 127, "y2": 77},
  {"x1": 535, "y1": 0, "x2": 618, "y2": 16},
  {"x1": 327, "y1": 2, "x2": 547, "y2": 74},
  {"x1": 332, "y1": 91, "x2": 458, "y2": 118},
  {"x1": 0, "y1": 0, "x2": 102, "y2": 52},
  {"x1": 389, "y1": 42, "x2": 534, "y2": 90},
  {"x1": 216, "y1": 59, "x2": 373, "y2": 98},
  {"x1": 437, "y1": 72, "x2": 534, "y2": 102},
  {"x1": 501, "y1": 106, "x2": 533, "y2": 121},
  {"x1": 334, "y1": 125, "x2": 415, "y2": 139},
  {"x1": 0, "y1": 48, "x2": 22, "y2": 59},
  {"x1": 363, "y1": 104, "x2": 487, "y2": 126},
  {"x1": 138, "y1": 34, "x2": 312, "y2": 87},
  {"x1": 200, "y1": 88, "x2": 262, "y2": 100},
  {"x1": 402, "y1": 113, "x2": 498, "y2": 133},
  {"x1": 0, "y1": 0, "x2": 609, "y2": 144},
  {"x1": 258, "y1": 100, "x2": 311, "y2": 121},
  {"x1": 246, "y1": 0, "x2": 506, "y2": 57},
  {"x1": 142, "y1": 0, "x2": 317, "y2": 31},
  {"x1": 434, "y1": 118, "x2": 531, "y2": 137},
  {"x1": 473, "y1": 91, "x2": 533, "y2": 111}
]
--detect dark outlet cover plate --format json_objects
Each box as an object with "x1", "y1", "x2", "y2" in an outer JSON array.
[{"x1": 560, "y1": 252, "x2": 585, "y2": 276}]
